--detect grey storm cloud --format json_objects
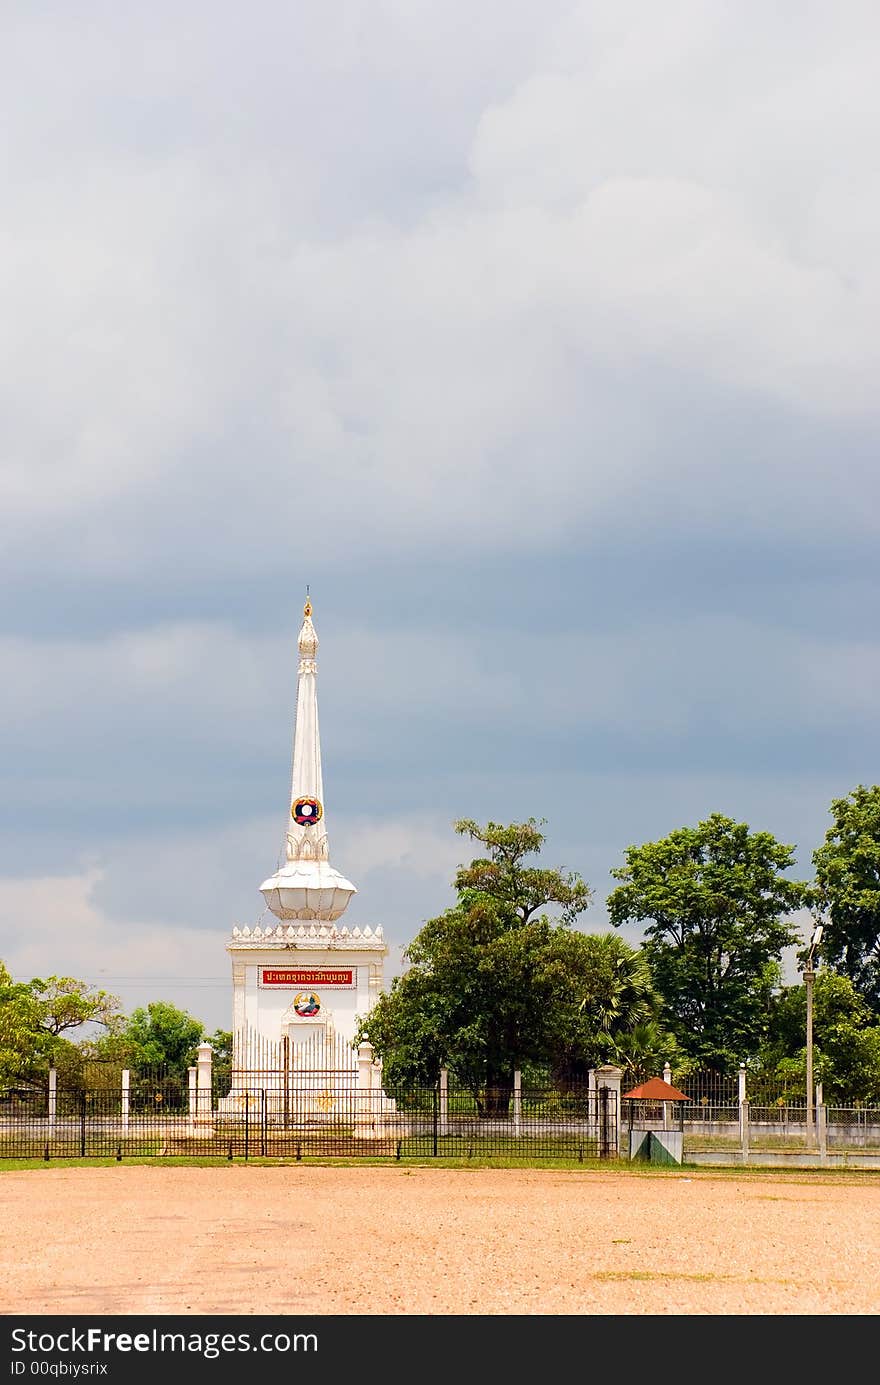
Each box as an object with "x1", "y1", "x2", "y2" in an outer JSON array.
[{"x1": 2, "y1": 1, "x2": 879, "y2": 1028}]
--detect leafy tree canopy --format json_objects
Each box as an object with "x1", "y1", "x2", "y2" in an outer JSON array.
[
  {"x1": 357, "y1": 818, "x2": 670, "y2": 1108},
  {"x1": 759, "y1": 970, "x2": 880, "y2": 1104},
  {"x1": 812, "y1": 784, "x2": 880, "y2": 1013},
  {"x1": 452, "y1": 818, "x2": 592, "y2": 925},
  {"x1": 607, "y1": 813, "x2": 806, "y2": 1071},
  {"x1": 0, "y1": 961, "x2": 122, "y2": 1088},
  {"x1": 94, "y1": 1001, "x2": 205, "y2": 1079}
]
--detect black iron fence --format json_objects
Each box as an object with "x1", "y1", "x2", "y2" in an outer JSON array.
[{"x1": 0, "y1": 1076, "x2": 618, "y2": 1162}]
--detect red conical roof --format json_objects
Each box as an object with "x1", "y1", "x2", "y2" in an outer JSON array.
[{"x1": 621, "y1": 1076, "x2": 689, "y2": 1101}]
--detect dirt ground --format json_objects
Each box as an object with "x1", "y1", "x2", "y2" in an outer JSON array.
[{"x1": 2, "y1": 1164, "x2": 879, "y2": 1316}]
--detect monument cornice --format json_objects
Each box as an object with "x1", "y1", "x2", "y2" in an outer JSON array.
[{"x1": 227, "y1": 921, "x2": 387, "y2": 954}]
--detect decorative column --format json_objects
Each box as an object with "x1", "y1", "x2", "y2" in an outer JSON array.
[
  {"x1": 194, "y1": 1043, "x2": 213, "y2": 1131},
  {"x1": 594, "y1": 1064, "x2": 624, "y2": 1157},
  {"x1": 357, "y1": 1041, "x2": 375, "y2": 1137}
]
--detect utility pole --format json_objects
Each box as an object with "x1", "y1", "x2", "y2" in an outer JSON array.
[{"x1": 805, "y1": 923, "x2": 823, "y2": 1150}]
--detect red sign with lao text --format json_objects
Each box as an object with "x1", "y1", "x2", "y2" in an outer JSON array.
[{"x1": 260, "y1": 967, "x2": 354, "y2": 988}]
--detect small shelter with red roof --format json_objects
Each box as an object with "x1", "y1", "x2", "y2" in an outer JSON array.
[{"x1": 621, "y1": 1076, "x2": 690, "y2": 1165}]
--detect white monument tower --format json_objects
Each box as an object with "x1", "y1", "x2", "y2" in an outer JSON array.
[{"x1": 227, "y1": 597, "x2": 387, "y2": 1074}]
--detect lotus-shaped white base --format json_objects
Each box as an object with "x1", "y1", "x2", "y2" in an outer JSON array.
[{"x1": 259, "y1": 859, "x2": 356, "y2": 921}]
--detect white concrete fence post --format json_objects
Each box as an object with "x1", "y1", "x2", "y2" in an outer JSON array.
[
  {"x1": 48, "y1": 1067, "x2": 57, "y2": 1137},
  {"x1": 357, "y1": 1041, "x2": 375, "y2": 1137},
  {"x1": 513, "y1": 1070, "x2": 522, "y2": 1139},
  {"x1": 121, "y1": 1068, "x2": 130, "y2": 1137},
  {"x1": 662, "y1": 1062, "x2": 672, "y2": 1128},
  {"x1": 817, "y1": 1083, "x2": 827, "y2": 1162},
  {"x1": 194, "y1": 1042, "x2": 213, "y2": 1131},
  {"x1": 594, "y1": 1064, "x2": 623, "y2": 1157},
  {"x1": 439, "y1": 1067, "x2": 449, "y2": 1137},
  {"x1": 741, "y1": 1099, "x2": 750, "y2": 1163},
  {"x1": 738, "y1": 1064, "x2": 747, "y2": 1145}
]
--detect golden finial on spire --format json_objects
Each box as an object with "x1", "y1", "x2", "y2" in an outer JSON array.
[{"x1": 304, "y1": 585, "x2": 312, "y2": 618}]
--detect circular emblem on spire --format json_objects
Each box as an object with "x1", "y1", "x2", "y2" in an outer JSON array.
[
  {"x1": 292, "y1": 796, "x2": 323, "y2": 826},
  {"x1": 294, "y1": 992, "x2": 320, "y2": 1018}
]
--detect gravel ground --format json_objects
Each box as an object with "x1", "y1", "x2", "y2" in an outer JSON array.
[{"x1": 2, "y1": 1165, "x2": 879, "y2": 1316}]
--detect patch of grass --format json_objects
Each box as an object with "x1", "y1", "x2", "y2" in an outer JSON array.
[{"x1": 0, "y1": 1154, "x2": 877, "y2": 1186}]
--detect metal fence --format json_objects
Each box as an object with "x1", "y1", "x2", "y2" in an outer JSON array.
[
  {"x1": 0, "y1": 1075, "x2": 618, "y2": 1162},
  {"x1": 672, "y1": 1070, "x2": 880, "y2": 1156}
]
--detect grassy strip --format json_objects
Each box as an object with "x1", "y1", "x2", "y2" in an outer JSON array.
[{"x1": 0, "y1": 1155, "x2": 878, "y2": 1183}]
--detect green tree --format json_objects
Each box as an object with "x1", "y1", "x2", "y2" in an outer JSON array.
[
  {"x1": 108, "y1": 1001, "x2": 205, "y2": 1080},
  {"x1": 607, "y1": 813, "x2": 806, "y2": 1071},
  {"x1": 357, "y1": 818, "x2": 666, "y2": 1111},
  {"x1": 452, "y1": 818, "x2": 592, "y2": 924},
  {"x1": 0, "y1": 961, "x2": 122, "y2": 1088},
  {"x1": 759, "y1": 970, "x2": 880, "y2": 1104},
  {"x1": 608, "y1": 1021, "x2": 681, "y2": 1089},
  {"x1": 552, "y1": 930, "x2": 665, "y2": 1086},
  {"x1": 812, "y1": 784, "x2": 880, "y2": 1013}
]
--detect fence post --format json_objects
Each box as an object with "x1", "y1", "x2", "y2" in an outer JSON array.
[
  {"x1": 80, "y1": 1090, "x2": 86, "y2": 1158},
  {"x1": 121, "y1": 1069, "x2": 130, "y2": 1138},
  {"x1": 598, "y1": 1085, "x2": 610, "y2": 1158},
  {"x1": 662, "y1": 1063, "x2": 672, "y2": 1129},
  {"x1": 513, "y1": 1070, "x2": 522, "y2": 1139},
  {"x1": 594, "y1": 1065, "x2": 623, "y2": 1157},
  {"x1": 738, "y1": 1065, "x2": 747, "y2": 1144},
  {"x1": 817, "y1": 1086, "x2": 827, "y2": 1162},
  {"x1": 48, "y1": 1067, "x2": 57, "y2": 1138},
  {"x1": 187, "y1": 1065, "x2": 197, "y2": 1134},
  {"x1": 357, "y1": 1041, "x2": 375, "y2": 1137},
  {"x1": 261, "y1": 1089, "x2": 267, "y2": 1158},
  {"x1": 194, "y1": 1042, "x2": 214, "y2": 1134},
  {"x1": 740, "y1": 1099, "x2": 749, "y2": 1164},
  {"x1": 439, "y1": 1067, "x2": 449, "y2": 1137}
]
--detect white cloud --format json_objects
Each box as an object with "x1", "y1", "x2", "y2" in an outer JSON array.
[
  {"x1": 0, "y1": 869, "x2": 234, "y2": 1032},
  {"x1": 341, "y1": 817, "x2": 465, "y2": 883},
  {"x1": 3, "y1": 3, "x2": 880, "y2": 579}
]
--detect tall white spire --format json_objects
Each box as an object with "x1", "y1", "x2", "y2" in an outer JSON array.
[
  {"x1": 285, "y1": 598, "x2": 328, "y2": 864},
  {"x1": 259, "y1": 598, "x2": 356, "y2": 921}
]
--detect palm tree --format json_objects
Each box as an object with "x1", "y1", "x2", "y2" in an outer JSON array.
[{"x1": 611, "y1": 1021, "x2": 680, "y2": 1087}]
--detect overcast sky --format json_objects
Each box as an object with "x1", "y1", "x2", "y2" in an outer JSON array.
[{"x1": 3, "y1": 2, "x2": 879, "y2": 1034}]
